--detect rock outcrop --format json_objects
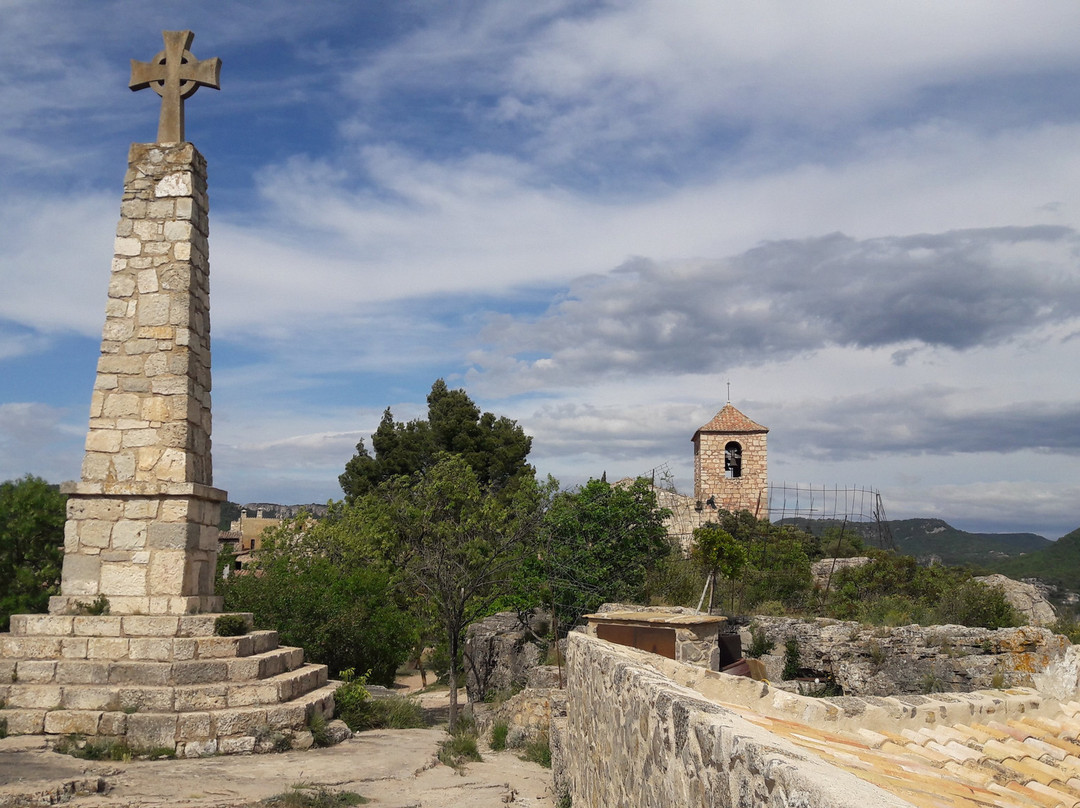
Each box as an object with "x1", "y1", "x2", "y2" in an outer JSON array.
[
  {"x1": 975, "y1": 573, "x2": 1057, "y2": 626},
  {"x1": 741, "y1": 615, "x2": 1069, "y2": 696}
]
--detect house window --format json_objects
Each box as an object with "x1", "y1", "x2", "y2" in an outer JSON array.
[{"x1": 725, "y1": 441, "x2": 742, "y2": 478}]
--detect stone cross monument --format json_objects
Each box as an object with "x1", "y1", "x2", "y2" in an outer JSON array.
[
  {"x1": 52, "y1": 31, "x2": 226, "y2": 616},
  {"x1": 0, "y1": 32, "x2": 335, "y2": 754}
]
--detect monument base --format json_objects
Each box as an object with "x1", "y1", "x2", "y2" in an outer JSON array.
[
  {"x1": 55, "y1": 482, "x2": 227, "y2": 615},
  {"x1": 0, "y1": 612, "x2": 336, "y2": 755}
]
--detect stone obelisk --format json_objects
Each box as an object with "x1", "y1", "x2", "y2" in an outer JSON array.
[{"x1": 53, "y1": 30, "x2": 226, "y2": 616}]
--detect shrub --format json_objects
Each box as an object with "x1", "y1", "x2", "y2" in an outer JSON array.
[
  {"x1": 214, "y1": 614, "x2": 248, "y2": 636},
  {"x1": 490, "y1": 721, "x2": 509, "y2": 751},
  {"x1": 1051, "y1": 615, "x2": 1080, "y2": 644},
  {"x1": 782, "y1": 638, "x2": 800, "y2": 680},
  {"x1": 934, "y1": 580, "x2": 1020, "y2": 630},
  {"x1": 219, "y1": 516, "x2": 417, "y2": 685},
  {"x1": 745, "y1": 626, "x2": 775, "y2": 659},
  {"x1": 0, "y1": 717, "x2": 7, "y2": 739},
  {"x1": 333, "y1": 669, "x2": 371, "y2": 730}
]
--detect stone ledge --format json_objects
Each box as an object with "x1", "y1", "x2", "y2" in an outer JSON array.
[
  {"x1": 3, "y1": 644, "x2": 299, "y2": 684},
  {"x1": 2, "y1": 662, "x2": 328, "y2": 712},
  {"x1": 3, "y1": 682, "x2": 337, "y2": 756},
  {"x1": 59, "y1": 482, "x2": 227, "y2": 501},
  {"x1": 9, "y1": 613, "x2": 253, "y2": 638}
]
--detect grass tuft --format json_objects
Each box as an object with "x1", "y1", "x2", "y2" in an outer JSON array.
[
  {"x1": 264, "y1": 784, "x2": 368, "y2": 808},
  {"x1": 518, "y1": 731, "x2": 552, "y2": 768},
  {"x1": 489, "y1": 720, "x2": 509, "y2": 751}
]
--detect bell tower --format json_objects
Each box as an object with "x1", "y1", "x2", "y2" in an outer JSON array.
[{"x1": 693, "y1": 403, "x2": 768, "y2": 517}]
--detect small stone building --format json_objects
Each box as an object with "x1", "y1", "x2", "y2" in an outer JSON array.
[{"x1": 693, "y1": 403, "x2": 768, "y2": 517}]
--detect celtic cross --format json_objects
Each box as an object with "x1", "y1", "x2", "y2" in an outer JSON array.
[{"x1": 130, "y1": 30, "x2": 221, "y2": 143}]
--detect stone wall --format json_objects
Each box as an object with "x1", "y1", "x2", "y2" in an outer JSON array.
[
  {"x1": 562, "y1": 632, "x2": 911, "y2": 807},
  {"x1": 741, "y1": 616, "x2": 1070, "y2": 696}
]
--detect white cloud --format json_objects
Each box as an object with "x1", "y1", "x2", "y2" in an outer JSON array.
[{"x1": 0, "y1": 402, "x2": 83, "y2": 484}]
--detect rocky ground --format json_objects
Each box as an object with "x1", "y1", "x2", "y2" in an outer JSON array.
[{"x1": 0, "y1": 679, "x2": 556, "y2": 808}]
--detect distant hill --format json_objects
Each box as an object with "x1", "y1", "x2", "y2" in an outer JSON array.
[
  {"x1": 884, "y1": 518, "x2": 1051, "y2": 569},
  {"x1": 781, "y1": 516, "x2": 1052, "y2": 569},
  {"x1": 990, "y1": 526, "x2": 1080, "y2": 591}
]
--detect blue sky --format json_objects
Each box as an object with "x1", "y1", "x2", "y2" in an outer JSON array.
[{"x1": 4, "y1": 1, "x2": 1080, "y2": 539}]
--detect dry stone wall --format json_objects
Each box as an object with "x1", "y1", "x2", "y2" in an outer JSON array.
[{"x1": 563, "y1": 632, "x2": 911, "y2": 807}]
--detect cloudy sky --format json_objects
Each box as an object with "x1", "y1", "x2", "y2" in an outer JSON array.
[{"x1": 3, "y1": 1, "x2": 1080, "y2": 539}]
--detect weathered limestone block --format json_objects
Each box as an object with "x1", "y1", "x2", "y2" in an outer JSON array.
[
  {"x1": 741, "y1": 615, "x2": 1070, "y2": 696},
  {"x1": 464, "y1": 611, "x2": 549, "y2": 703},
  {"x1": 127, "y1": 713, "x2": 178, "y2": 749}
]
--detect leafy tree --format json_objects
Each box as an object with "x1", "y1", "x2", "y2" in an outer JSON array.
[
  {"x1": 339, "y1": 380, "x2": 533, "y2": 502},
  {"x1": 357, "y1": 454, "x2": 550, "y2": 730},
  {"x1": 514, "y1": 478, "x2": 674, "y2": 632},
  {"x1": 219, "y1": 513, "x2": 417, "y2": 685},
  {"x1": 692, "y1": 524, "x2": 747, "y2": 612},
  {"x1": 0, "y1": 475, "x2": 66, "y2": 630}
]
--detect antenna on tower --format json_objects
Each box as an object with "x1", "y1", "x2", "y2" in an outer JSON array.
[{"x1": 726, "y1": 380, "x2": 731, "y2": 403}]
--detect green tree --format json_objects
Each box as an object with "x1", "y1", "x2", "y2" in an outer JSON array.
[
  {"x1": 219, "y1": 513, "x2": 417, "y2": 685},
  {"x1": 0, "y1": 475, "x2": 66, "y2": 631},
  {"x1": 359, "y1": 454, "x2": 550, "y2": 730},
  {"x1": 339, "y1": 380, "x2": 533, "y2": 502},
  {"x1": 692, "y1": 523, "x2": 746, "y2": 612},
  {"x1": 514, "y1": 478, "x2": 674, "y2": 632}
]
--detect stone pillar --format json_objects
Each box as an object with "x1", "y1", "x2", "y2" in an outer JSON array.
[{"x1": 53, "y1": 142, "x2": 226, "y2": 616}]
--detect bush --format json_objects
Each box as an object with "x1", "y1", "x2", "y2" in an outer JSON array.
[
  {"x1": 934, "y1": 580, "x2": 1021, "y2": 629},
  {"x1": 214, "y1": 614, "x2": 248, "y2": 636},
  {"x1": 333, "y1": 669, "x2": 371, "y2": 730},
  {"x1": 1051, "y1": 615, "x2": 1080, "y2": 644},
  {"x1": 220, "y1": 517, "x2": 417, "y2": 684},
  {"x1": 745, "y1": 626, "x2": 774, "y2": 659},
  {"x1": 782, "y1": 638, "x2": 800, "y2": 680}
]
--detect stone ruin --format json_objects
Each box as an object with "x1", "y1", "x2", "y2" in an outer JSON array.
[{"x1": 0, "y1": 32, "x2": 336, "y2": 755}]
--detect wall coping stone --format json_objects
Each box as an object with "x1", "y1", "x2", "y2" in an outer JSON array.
[{"x1": 584, "y1": 610, "x2": 726, "y2": 627}]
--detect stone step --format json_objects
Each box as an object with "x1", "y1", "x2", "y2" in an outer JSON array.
[
  {"x1": 1, "y1": 682, "x2": 340, "y2": 757},
  {"x1": 8, "y1": 613, "x2": 253, "y2": 639},
  {"x1": 1, "y1": 662, "x2": 328, "y2": 714},
  {"x1": 0, "y1": 629, "x2": 280, "y2": 663},
  {"x1": 0, "y1": 646, "x2": 308, "y2": 692}
]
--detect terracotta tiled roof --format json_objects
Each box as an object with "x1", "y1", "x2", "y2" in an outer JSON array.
[
  {"x1": 694, "y1": 403, "x2": 768, "y2": 436},
  {"x1": 720, "y1": 697, "x2": 1080, "y2": 807}
]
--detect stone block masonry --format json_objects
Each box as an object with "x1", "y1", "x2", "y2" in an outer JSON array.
[
  {"x1": 562, "y1": 633, "x2": 912, "y2": 807},
  {"x1": 53, "y1": 142, "x2": 225, "y2": 616}
]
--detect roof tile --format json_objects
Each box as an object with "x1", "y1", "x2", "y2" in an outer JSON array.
[{"x1": 693, "y1": 403, "x2": 768, "y2": 435}]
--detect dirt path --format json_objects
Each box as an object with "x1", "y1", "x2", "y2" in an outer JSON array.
[{"x1": 0, "y1": 729, "x2": 556, "y2": 808}]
